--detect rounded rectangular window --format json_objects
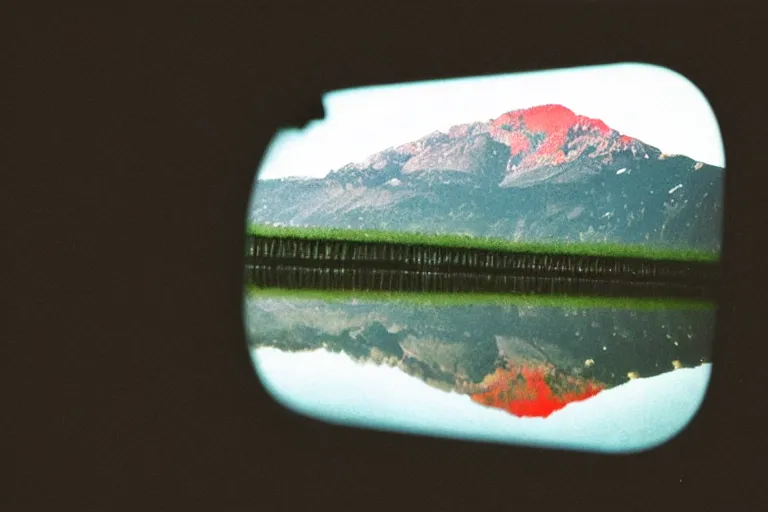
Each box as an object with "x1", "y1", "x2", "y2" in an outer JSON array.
[{"x1": 243, "y1": 62, "x2": 724, "y2": 454}]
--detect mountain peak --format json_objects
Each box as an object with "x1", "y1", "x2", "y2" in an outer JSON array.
[
  {"x1": 334, "y1": 104, "x2": 654, "y2": 179},
  {"x1": 483, "y1": 104, "x2": 646, "y2": 174},
  {"x1": 491, "y1": 104, "x2": 611, "y2": 134}
]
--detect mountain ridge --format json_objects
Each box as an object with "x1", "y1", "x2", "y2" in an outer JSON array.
[
  {"x1": 250, "y1": 104, "x2": 724, "y2": 253},
  {"x1": 322, "y1": 104, "x2": 677, "y2": 181}
]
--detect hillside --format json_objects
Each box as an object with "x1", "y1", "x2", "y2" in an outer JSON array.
[{"x1": 249, "y1": 104, "x2": 724, "y2": 253}]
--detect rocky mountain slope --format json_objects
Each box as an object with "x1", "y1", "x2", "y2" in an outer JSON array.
[{"x1": 250, "y1": 104, "x2": 724, "y2": 253}]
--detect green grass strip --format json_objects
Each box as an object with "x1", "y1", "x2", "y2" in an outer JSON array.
[
  {"x1": 245, "y1": 286, "x2": 715, "y2": 311},
  {"x1": 246, "y1": 224, "x2": 719, "y2": 263}
]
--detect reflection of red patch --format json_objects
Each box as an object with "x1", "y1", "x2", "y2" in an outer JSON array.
[{"x1": 470, "y1": 364, "x2": 605, "y2": 418}]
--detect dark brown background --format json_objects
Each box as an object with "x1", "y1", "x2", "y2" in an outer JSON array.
[{"x1": 5, "y1": 1, "x2": 766, "y2": 509}]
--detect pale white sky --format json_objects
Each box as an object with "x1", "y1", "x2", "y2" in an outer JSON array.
[{"x1": 257, "y1": 62, "x2": 725, "y2": 180}]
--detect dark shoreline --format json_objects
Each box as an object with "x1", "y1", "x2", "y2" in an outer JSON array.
[{"x1": 245, "y1": 235, "x2": 720, "y2": 300}]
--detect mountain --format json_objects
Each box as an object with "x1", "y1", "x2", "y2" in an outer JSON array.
[{"x1": 250, "y1": 104, "x2": 724, "y2": 252}]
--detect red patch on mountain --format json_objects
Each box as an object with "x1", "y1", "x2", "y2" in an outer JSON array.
[
  {"x1": 619, "y1": 134, "x2": 634, "y2": 144},
  {"x1": 488, "y1": 105, "x2": 620, "y2": 170},
  {"x1": 506, "y1": 132, "x2": 531, "y2": 155}
]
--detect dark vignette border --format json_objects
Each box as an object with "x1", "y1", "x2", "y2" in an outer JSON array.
[{"x1": 5, "y1": 1, "x2": 764, "y2": 509}]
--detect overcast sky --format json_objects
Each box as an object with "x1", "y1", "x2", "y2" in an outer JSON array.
[{"x1": 256, "y1": 62, "x2": 725, "y2": 180}]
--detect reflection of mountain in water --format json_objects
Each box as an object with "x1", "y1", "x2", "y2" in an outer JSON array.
[{"x1": 245, "y1": 296, "x2": 714, "y2": 417}]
